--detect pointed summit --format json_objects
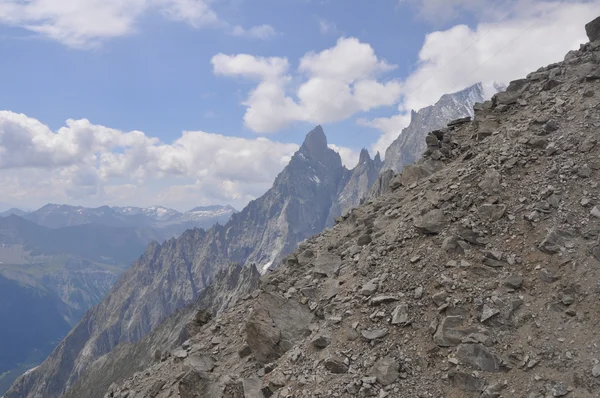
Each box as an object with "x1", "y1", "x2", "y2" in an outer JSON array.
[
  {"x1": 358, "y1": 148, "x2": 371, "y2": 164},
  {"x1": 300, "y1": 125, "x2": 328, "y2": 160},
  {"x1": 374, "y1": 152, "x2": 383, "y2": 167}
]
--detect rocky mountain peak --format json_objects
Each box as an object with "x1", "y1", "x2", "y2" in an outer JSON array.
[
  {"x1": 374, "y1": 151, "x2": 382, "y2": 165},
  {"x1": 358, "y1": 148, "x2": 371, "y2": 164},
  {"x1": 299, "y1": 125, "x2": 328, "y2": 160}
]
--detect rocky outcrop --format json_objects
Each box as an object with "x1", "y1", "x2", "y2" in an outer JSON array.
[
  {"x1": 86, "y1": 19, "x2": 600, "y2": 398},
  {"x1": 382, "y1": 83, "x2": 485, "y2": 173}
]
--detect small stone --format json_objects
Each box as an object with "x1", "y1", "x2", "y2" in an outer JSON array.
[
  {"x1": 592, "y1": 362, "x2": 600, "y2": 377},
  {"x1": 391, "y1": 304, "x2": 410, "y2": 325},
  {"x1": 369, "y1": 357, "x2": 400, "y2": 386},
  {"x1": 311, "y1": 335, "x2": 331, "y2": 349},
  {"x1": 172, "y1": 349, "x2": 188, "y2": 359},
  {"x1": 505, "y1": 275, "x2": 523, "y2": 289},
  {"x1": 456, "y1": 343, "x2": 503, "y2": 372},
  {"x1": 361, "y1": 279, "x2": 379, "y2": 296},
  {"x1": 591, "y1": 206, "x2": 600, "y2": 219},
  {"x1": 370, "y1": 295, "x2": 399, "y2": 305},
  {"x1": 414, "y1": 209, "x2": 446, "y2": 234},
  {"x1": 324, "y1": 357, "x2": 348, "y2": 374},
  {"x1": 358, "y1": 234, "x2": 372, "y2": 246},
  {"x1": 561, "y1": 295, "x2": 574, "y2": 306},
  {"x1": 414, "y1": 286, "x2": 424, "y2": 299},
  {"x1": 551, "y1": 382, "x2": 570, "y2": 397},
  {"x1": 481, "y1": 304, "x2": 500, "y2": 322},
  {"x1": 362, "y1": 328, "x2": 389, "y2": 341}
]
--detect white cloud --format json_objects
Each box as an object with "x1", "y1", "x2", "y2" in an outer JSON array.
[
  {"x1": 212, "y1": 37, "x2": 402, "y2": 133},
  {"x1": 212, "y1": 53, "x2": 290, "y2": 80},
  {"x1": 367, "y1": 0, "x2": 600, "y2": 156},
  {"x1": 328, "y1": 144, "x2": 360, "y2": 168},
  {"x1": 231, "y1": 24, "x2": 277, "y2": 40},
  {"x1": 0, "y1": 110, "x2": 299, "y2": 210},
  {"x1": 0, "y1": 0, "x2": 271, "y2": 47}
]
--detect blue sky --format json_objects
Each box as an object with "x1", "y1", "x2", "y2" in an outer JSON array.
[
  {"x1": 0, "y1": 0, "x2": 598, "y2": 211},
  {"x1": 0, "y1": 0, "x2": 433, "y2": 149}
]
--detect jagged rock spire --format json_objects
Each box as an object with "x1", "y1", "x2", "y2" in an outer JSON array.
[{"x1": 300, "y1": 125, "x2": 328, "y2": 160}]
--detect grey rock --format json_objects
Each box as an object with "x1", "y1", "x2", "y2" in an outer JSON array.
[
  {"x1": 369, "y1": 357, "x2": 400, "y2": 386},
  {"x1": 179, "y1": 372, "x2": 211, "y2": 398},
  {"x1": 324, "y1": 357, "x2": 348, "y2": 374},
  {"x1": 456, "y1": 343, "x2": 503, "y2": 372},
  {"x1": 442, "y1": 236, "x2": 465, "y2": 254},
  {"x1": 448, "y1": 371, "x2": 486, "y2": 392},
  {"x1": 550, "y1": 383, "x2": 570, "y2": 397},
  {"x1": 478, "y1": 169, "x2": 501, "y2": 194},
  {"x1": 173, "y1": 349, "x2": 188, "y2": 360},
  {"x1": 361, "y1": 329, "x2": 389, "y2": 341},
  {"x1": 361, "y1": 279, "x2": 379, "y2": 296},
  {"x1": 481, "y1": 383, "x2": 504, "y2": 398},
  {"x1": 183, "y1": 355, "x2": 214, "y2": 373},
  {"x1": 504, "y1": 275, "x2": 523, "y2": 289},
  {"x1": 579, "y1": 138, "x2": 596, "y2": 153},
  {"x1": 480, "y1": 304, "x2": 500, "y2": 322},
  {"x1": 592, "y1": 362, "x2": 600, "y2": 377},
  {"x1": 591, "y1": 206, "x2": 600, "y2": 219},
  {"x1": 399, "y1": 164, "x2": 433, "y2": 186},
  {"x1": 370, "y1": 295, "x2": 399, "y2": 305},
  {"x1": 585, "y1": 15, "x2": 600, "y2": 42},
  {"x1": 478, "y1": 204, "x2": 507, "y2": 221},
  {"x1": 391, "y1": 304, "x2": 410, "y2": 325},
  {"x1": 434, "y1": 316, "x2": 472, "y2": 347},
  {"x1": 414, "y1": 209, "x2": 446, "y2": 234},
  {"x1": 313, "y1": 253, "x2": 342, "y2": 277},
  {"x1": 245, "y1": 292, "x2": 313, "y2": 363},
  {"x1": 357, "y1": 234, "x2": 372, "y2": 246},
  {"x1": 493, "y1": 91, "x2": 519, "y2": 106},
  {"x1": 311, "y1": 335, "x2": 331, "y2": 349},
  {"x1": 539, "y1": 228, "x2": 574, "y2": 254},
  {"x1": 242, "y1": 378, "x2": 265, "y2": 398}
]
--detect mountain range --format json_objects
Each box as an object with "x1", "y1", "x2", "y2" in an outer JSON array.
[
  {"x1": 0, "y1": 204, "x2": 236, "y2": 394},
  {"x1": 31, "y1": 19, "x2": 600, "y2": 397},
  {"x1": 1, "y1": 204, "x2": 237, "y2": 239},
  {"x1": 3, "y1": 84, "x2": 482, "y2": 397}
]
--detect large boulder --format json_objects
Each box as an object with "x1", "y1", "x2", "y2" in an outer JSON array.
[
  {"x1": 456, "y1": 344, "x2": 504, "y2": 372},
  {"x1": 399, "y1": 164, "x2": 433, "y2": 186},
  {"x1": 245, "y1": 293, "x2": 313, "y2": 363},
  {"x1": 585, "y1": 16, "x2": 600, "y2": 42},
  {"x1": 414, "y1": 209, "x2": 446, "y2": 234}
]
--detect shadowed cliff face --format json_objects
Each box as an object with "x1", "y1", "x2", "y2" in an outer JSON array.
[{"x1": 5, "y1": 125, "x2": 382, "y2": 398}]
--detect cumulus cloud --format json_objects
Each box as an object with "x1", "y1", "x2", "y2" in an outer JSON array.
[
  {"x1": 211, "y1": 37, "x2": 403, "y2": 133},
  {"x1": 231, "y1": 24, "x2": 277, "y2": 40},
  {"x1": 0, "y1": 111, "x2": 299, "y2": 210},
  {"x1": 0, "y1": 0, "x2": 272, "y2": 47},
  {"x1": 369, "y1": 0, "x2": 600, "y2": 155}
]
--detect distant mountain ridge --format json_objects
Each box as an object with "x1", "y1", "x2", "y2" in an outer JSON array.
[
  {"x1": 24, "y1": 203, "x2": 236, "y2": 232},
  {"x1": 383, "y1": 83, "x2": 486, "y2": 172}
]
